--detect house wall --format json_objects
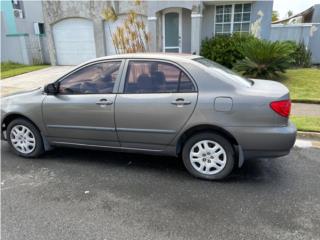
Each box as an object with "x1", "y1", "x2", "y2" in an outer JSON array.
[
  {"x1": 270, "y1": 24, "x2": 320, "y2": 64},
  {"x1": 1, "y1": 12, "x2": 29, "y2": 64},
  {"x1": 42, "y1": 0, "x2": 109, "y2": 65},
  {"x1": 17, "y1": 1, "x2": 50, "y2": 64},
  {"x1": 0, "y1": 0, "x2": 48, "y2": 65},
  {"x1": 147, "y1": 1, "x2": 196, "y2": 17},
  {"x1": 42, "y1": 0, "x2": 147, "y2": 65},
  {"x1": 182, "y1": 8, "x2": 191, "y2": 53},
  {"x1": 311, "y1": 4, "x2": 320, "y2": 23},
  {"x1": 201, "y1": 1, "x2": 273, "y2": 40},
  {"x1": 251, "y1": 0, "x2": 273, "y2": 39},
  {"x1": 1, "y1": 0, "x2": 17, "y2": 34},
  {"x1": 201, "y1": 5, "x2": 215, "y2": 40},
  {"x1": 147, "y1": 1, "x2": 202, "y2": 53},
  {"x1": 15, "y1": 0, "x2": 43, "y2": 34}
]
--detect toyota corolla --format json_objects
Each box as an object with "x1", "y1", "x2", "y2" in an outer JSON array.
[{"x1": 1, "y1": 53, "x2": 296, "y2": 180}]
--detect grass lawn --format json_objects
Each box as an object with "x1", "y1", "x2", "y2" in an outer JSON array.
[
  {"x1": 1, "y1": 61, "x2": 49, "y2": 79},
  {"x1": 291, "y1": 116, "x2": 320, "y2": 132},
  {"x1": 280, "y1": 68, "x2": 320, "y2": 104}
]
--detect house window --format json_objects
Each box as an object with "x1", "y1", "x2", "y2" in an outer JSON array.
[
  {"x1": 34, "y1": 22, "x2": 45, "y2": 35},
  {"x1": 215, "y1": 3, "x2": 251, "y2": 35}
]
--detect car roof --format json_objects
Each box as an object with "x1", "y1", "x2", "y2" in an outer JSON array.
[{"x1": 89, "y1": 53, "x2": 201, "y2": 63}]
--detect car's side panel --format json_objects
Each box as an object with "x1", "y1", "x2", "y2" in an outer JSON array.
[
  {"x1": 42, "y1": 94, "x2": 119, "y2": 147},
  {"x1": 1, "y1": 89, "x2": 47, "y2": 135},
  {"x1": 41, "y1": 59, "x2": 126, "y2": 147},
  {"x1": 114, "y1": 59, "x2": 198, "y2": 150},
  {"x1": 115, "y1": 92, "x2": 197, "y2": 150}
]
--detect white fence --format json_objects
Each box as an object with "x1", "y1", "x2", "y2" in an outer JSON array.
[{"x1": 270, "y1": 23, "x2": 320, "y2": 64}]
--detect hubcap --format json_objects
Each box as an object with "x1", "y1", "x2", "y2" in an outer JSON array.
[
  {"x1": 10, "y1": 125, "x2": 36, "y2": 154},
  {"x1": 189, "y1": 140, "x2": 227, "y2": 175}
]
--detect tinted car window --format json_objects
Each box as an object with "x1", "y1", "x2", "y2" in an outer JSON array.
[
  {"x1": 179, "y1": 71, "x2": 196, "y2": 92},
  {"x1": 124, "y1": 61, "x2": 195, "y2": 93},
  {"x1": 59, "y1": 61, "x2": 121, "y2": 94},
  {"x1": 193, "y1": 57, "x2": 252, "y2": 87}
]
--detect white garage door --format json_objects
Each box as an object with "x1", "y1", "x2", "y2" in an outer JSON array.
[{"x1": 53, "y1": 18, "x2": 96, "y2": 65}]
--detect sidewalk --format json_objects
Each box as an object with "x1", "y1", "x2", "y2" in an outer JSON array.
[
  {"x1": 0, "y1": 66, "x2": 74, "y2": 97},
  {"x1": 291, "y1": 103, "x2": 320, "y2": 117}
]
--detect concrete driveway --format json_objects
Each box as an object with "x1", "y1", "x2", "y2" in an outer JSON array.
[
  {"x1": 0, "y1": 66, "x2": 74, "y2": 97},
  {"x1": 1, "y1": 141, "x2": 320, "y2": 240}
]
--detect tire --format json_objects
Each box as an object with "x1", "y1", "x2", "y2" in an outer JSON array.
[
  {"x1": 182, "y1": 132, "x2": 235, "y2": 180},
  {"x1": 7, "y1": 118, "x2": 45, "y2": 158}
]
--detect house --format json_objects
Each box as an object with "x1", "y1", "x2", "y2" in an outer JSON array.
[
  {"x1": 42, "y1": 0, "x2": 148, "y2": 65},
  {"x1": 1, "y1": 0, "x2": 273, "y2": 66},
  {"x1": 1, "y1": 0, "x2": 50, "y2": 64},
  {"x1": 147, "y1": 0, "x2": 273, "y2": 54},
  {"x1": 43, "y1": 0, "x2": 273, "y2": 66},
  {"x1": 270, "y1": 4, "x2": 320, "y2": 64}
]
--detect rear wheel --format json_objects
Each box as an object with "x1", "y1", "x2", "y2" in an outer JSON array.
[
  {"x1": 182, "y1": 133, "x2": 235, "y2": 180},
  {"x1": 7, "y1": 118, "x2": 44, "y2": 158}
]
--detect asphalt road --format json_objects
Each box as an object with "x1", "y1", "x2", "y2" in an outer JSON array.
[{"x1": 1, "y1": 141, "x2": 320, "y2": 240}]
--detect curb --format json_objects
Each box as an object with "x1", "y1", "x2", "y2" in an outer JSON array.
[
  {"x1": 291, "y1": 99, "x2": 320, "y2": 104},
  {"x1": 297, "y1": 131, "x2": 320, "y2": 141},
  {"x1": 292, "y1": 100, "x2": 320, "y2": 104}
]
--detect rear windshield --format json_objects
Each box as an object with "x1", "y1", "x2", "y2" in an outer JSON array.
[{"x1": 193, "y1": 57, "x2": 253, "y2": 87}]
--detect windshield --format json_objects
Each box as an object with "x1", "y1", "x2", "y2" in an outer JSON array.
[{"x1": 193, "y1": 57, "x2": 253, "y2": 87}]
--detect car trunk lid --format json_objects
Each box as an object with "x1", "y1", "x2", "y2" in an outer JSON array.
[
  {"x1": 250, "y1": 79, "x2": 290, "y2": 100},
  {"x1": 237, "y1": 79, "x2": 291, "y2": 127}
]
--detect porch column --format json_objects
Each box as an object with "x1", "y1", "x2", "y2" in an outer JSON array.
[
  {"x1": 148, "y1": 16, "x2": 157, "y2": 52},
  {"x1": 191, "y1": 2, "x2": 203, "y2": 55},
  {"x1": 93, "y1": 19, "x2": 106, "y2": 57},
  {"x1": 191, "y1": 13, "x2": 202, "y2": 55}
]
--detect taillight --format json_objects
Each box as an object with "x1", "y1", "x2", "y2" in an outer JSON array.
[{"x1": 270, "y1": 100, "x2": 291, "y2": 117}]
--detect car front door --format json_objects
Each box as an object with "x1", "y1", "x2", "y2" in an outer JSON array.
[
  {"x1": 115, "y1": 60, "x2": 198, "y2": 151},
  {"x1": 43, "y1": 60, "x2": 124, "y2": 147}
]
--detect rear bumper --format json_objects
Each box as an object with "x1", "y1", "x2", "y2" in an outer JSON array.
[{"x1": 226, "y1": 121, "x2": 297, "y2": 159}]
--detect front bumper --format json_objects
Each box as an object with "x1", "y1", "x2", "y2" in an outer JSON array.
[{"x1": 226, "y1": 121, "x2": 297, "y2": 159}]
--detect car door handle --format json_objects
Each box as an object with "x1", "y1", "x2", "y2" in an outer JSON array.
[
  {"x1": 171, "y1": 98, "x2": 191, "y2": 106},
  {"x1": 96, "y1": 99, "x2": 113, "y2": 106}
]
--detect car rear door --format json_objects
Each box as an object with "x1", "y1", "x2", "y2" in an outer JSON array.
[
  {"x1": 115, "y1": 59, "x2": 198, "y2": 151},
  {"x1": 42, "y1": 60, "x2": 124, "y2": 147}
]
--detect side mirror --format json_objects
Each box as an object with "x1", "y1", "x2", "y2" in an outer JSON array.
[{"x1": 44, "y1": 83, "x2": 58, "y2": 95}]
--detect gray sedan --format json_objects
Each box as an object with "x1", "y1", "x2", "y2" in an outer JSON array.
[{"x1": 1, "y1": 53, "x2": 296, "y2": 180}]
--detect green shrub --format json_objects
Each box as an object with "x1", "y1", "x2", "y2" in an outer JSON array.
[
  {"x1": 233, "y1": 38, "x2": 294, "y2": 79},
  {"x1": 284, "y1": 41, "x2": 312, "y2": 67},
  {"x1": 200, "y1": 33, "x2": 254, "y2": 69}
]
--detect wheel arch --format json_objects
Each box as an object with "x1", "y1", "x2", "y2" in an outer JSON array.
[
  {"x1": 1, "y1": 113, "x2": 52, "y2": 151},
  {"x1": 176, "y1": 124, "x2": 239, "y2": 156},
  {"x1": 2, "y1": 113, "x2": 36, "y2": 130},
  {"x1": 2, "y1": 113, "x2": 43, "y2": 140}
]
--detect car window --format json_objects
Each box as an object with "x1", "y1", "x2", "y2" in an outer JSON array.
[
  {"x1": 179, "y1": 71, "x2": 196, "y2": 92},
  {"x1": 59, "y1": 61, "x2": 121, "y2": 94},
  {"x1": 124, "y1": 61, "x2": 195, "y2": 93},
  {"x1": 193, "y1": 57, "x2": 253, "y2": 87}
]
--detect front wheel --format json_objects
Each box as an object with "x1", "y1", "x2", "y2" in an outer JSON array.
[
  {"x1": 7, "y1": 118, "x2": 44, "y2": 158},
  {"x1": 182, "y1": 133, "x2": 235, "y2": 180}
]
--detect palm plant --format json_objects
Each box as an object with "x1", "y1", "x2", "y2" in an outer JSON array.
[
  {"x1": 233, "y1": 39, "x2": 294, "y2": 79},
  {"x1": 102, "y1": 0, "x2": 150, "y2": 54}
]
